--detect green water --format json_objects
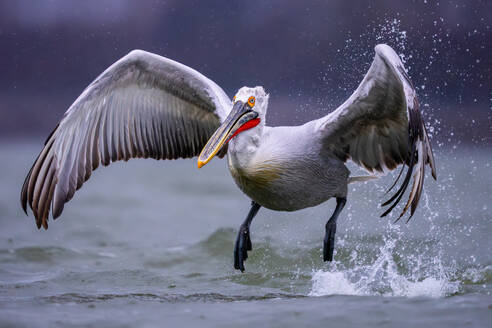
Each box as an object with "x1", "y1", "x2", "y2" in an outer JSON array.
[{"x1": 0, "y1": 142, "x2": 490, "y2": 327}]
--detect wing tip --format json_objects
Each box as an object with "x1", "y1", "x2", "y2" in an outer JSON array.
[
  {"x1": 374, "y1": 43, "x2": 391, "y2": 53},
  {"x1": 20, "y1": 163, "x2": 33, "y2": 216},
  {"x1": 381, "y1": 129, "x2": 436, "y2": 222},
  {"x1": 126, "y1": 49, "x2": 149, "y2": 61},
  {"x1": 20, "y1": 196, "x2": 28, "y2": 216},
  {"x1": 374, "y1": 44, "x2": 403, "y2": 67}
]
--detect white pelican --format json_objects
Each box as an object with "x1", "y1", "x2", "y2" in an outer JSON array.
[{"x1": 21, "y1": 44, "x2": 436, "y2": 271}]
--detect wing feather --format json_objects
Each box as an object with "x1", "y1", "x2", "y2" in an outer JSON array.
[
  {"x1": 21, "y1": 50, "x2": 231, "y2": 228},
  {"x1": 316, "y1": 44, "x2": 436, "y2": 220}
]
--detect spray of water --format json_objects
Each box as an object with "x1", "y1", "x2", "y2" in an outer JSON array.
[
  {"x1": 309, "y1": 223, "x2": 460, "y2": 298},
  {"x1": 309, "y1": 18, "x2": 462, "y2": 298}
]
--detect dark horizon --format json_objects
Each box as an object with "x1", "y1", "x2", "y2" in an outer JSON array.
[{"x1": 1, "y1": 0, "x2": 490, "y2": 146}]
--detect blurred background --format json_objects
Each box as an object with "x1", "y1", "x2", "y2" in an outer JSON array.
[
  {"x1": 0, "y1": 1, "x2": 491, "y2": 327},
  {"x1": 0, "y1": 0, "x2": 490, "y2": 145}
]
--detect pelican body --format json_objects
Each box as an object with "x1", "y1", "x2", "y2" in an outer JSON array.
[
  {"x1": 21, "y1": 44, "x2": 436, "y2": 272},
  {"x1": 227, "y1": 119, "x2": 349, "y2": 212}
]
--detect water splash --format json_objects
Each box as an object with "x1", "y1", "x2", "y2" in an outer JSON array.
[
  {"x1": 309, "y1": 271, "x2": 359, "y2": 296},
  {"x1": 309, "y1": 223, "x2": 460, "y2": 298}
]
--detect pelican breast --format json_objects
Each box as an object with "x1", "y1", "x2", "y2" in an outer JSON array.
[{"x1": 228, "y1": 157, "x2": 284, "y2": 190}]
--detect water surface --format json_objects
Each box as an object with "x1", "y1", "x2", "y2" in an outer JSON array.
[{"x1": 0, "y1": 142, "x2": 490, "y2": 327}]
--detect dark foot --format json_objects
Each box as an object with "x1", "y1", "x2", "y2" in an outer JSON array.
[
  {"x1": 323, "y1": 221, "x2": 336, "y2": 261},
  {"x1": 322, "y1": 197, "x2": 346, "y2": 262},
  {"x1": 234, "y1": 224, "x2": 252, "y2": 272}
]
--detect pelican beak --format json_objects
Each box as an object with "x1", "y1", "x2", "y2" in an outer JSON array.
[{"x1": 197, "y1": 101, "x2": 259, "y2": 168}]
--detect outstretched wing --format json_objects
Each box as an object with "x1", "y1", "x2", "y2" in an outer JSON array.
[
  {"x1": 21, "y1": 50, "x2": 232, "y2": 229},
  {"x1": 316, "y1": 44, "x2": 436, "y2": 221}
]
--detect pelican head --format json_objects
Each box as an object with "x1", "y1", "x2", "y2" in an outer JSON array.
[{"x1": 197, "y1": 86, "x2": 268, "y2": 168}]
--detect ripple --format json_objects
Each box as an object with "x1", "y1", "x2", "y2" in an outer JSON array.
[
  {"x1": 0, "y1": 246, "x2": 81, "y2": 264},
  {"x1": 38, "y1": 292, "x2": 304, "y2": 304}
]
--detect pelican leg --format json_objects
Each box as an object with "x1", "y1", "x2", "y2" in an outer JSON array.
[
  {"x1": 234, "y1": 201, "x2": 261, "y2": 272},
  {"x1": 323, "y1": 197, "x2": 347, "y2": 261}
]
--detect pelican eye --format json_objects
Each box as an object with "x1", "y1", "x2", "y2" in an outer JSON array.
[{"x1": 247, "y1": 96, "x2": 256, "y2": 107}]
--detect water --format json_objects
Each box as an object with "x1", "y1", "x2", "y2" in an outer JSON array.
[{"x1": 0, "y1": 141, "x2": 491, "y2": 327}]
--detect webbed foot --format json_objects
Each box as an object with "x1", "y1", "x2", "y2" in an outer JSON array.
[
  {"x1": 323, "y1": 221, "x2": 336, "y2": 261},
  {"x1": 234, "y1": 224, "x2": 252, "y2": 272},
  {"x1": 322, "y1": 197, "x2": 346, "y2": 262}
]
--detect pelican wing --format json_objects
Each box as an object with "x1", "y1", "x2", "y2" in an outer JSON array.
[
  {"x1": 316, "y1": 44, "x2": 436, "y2": 220},
  {"x1": 21, "y1": 50, "x2": 231, "y2": 229}
]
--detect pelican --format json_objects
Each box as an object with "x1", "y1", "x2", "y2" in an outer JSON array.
[{"x1": 21, "y1": 44, "x2": 436, "y2": 272}]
